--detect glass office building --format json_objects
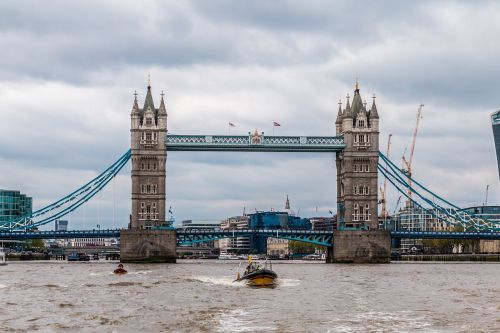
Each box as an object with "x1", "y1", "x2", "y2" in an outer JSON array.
[
  {"x1": 0, "y1": 189, "x2": 32, "y2": 223},
  {"x1": 492, "y1": 110, "x2": 500, "y2": 179}
]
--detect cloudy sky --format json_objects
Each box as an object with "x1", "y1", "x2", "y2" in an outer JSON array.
[{"x1": 0, "y1": 1, "x2": 498, "y2": 230}]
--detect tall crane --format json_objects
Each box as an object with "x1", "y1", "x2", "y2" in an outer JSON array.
[
  {"x1": 402, "y1": 104, "x2": 424, "y2": 206},
  {"x1": 379, "y1": 133, "x2": 392, "y2": 218}
]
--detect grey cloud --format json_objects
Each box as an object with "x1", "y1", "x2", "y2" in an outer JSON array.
[{"x1": 0, "y1": 1, "x2": 499, "y2": 228}]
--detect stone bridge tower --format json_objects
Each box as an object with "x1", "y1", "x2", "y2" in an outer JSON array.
[
  {"x1": 329, "y1": 82, "x2": 390, "y2": 263},
  {"x1": 121, "y1": 82, "x2": 176, "y2": 263},
  {"x1": 129, "y1": 84, "x2": 167, "y2": 229}
]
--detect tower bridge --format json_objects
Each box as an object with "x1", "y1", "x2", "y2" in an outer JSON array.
[
  {"x1": 120, "y1": 80, "x2": 386, "y2": 263},
  {"x1": 2, "y1": 80, "x2": 499, "y2": 263}
]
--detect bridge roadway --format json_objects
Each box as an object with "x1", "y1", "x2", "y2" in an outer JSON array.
[
  {"x1": 166, "y1": 134, "x2": 346, "y2": 152},
  {"x1": 1, "y1": 229, "x2": 500, "y2": 245}
]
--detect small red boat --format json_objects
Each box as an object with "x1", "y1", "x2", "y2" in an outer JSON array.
[{"x1": 113, "y1": 263, "x2": 127, "y2": 274}]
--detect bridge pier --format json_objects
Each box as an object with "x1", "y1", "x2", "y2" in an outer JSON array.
[
  {"x1": 120, "y1": 229, "x2": 177, "y2": 263},
  {"x1": 327, "y1": 230, "x2": 391, "y2": 263}
]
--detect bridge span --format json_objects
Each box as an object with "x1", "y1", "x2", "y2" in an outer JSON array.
[{"x1": 1, "y1": 229, "x2": 499, "y2": 245}]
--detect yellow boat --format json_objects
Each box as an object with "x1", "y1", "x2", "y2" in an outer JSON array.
[{"x1": 235, "y1": 257, "x2": 277, "y2": 287}]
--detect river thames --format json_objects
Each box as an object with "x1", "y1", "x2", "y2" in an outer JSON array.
[{"x1": 0, "y1": 261, "x2": 499, "y2": 332}]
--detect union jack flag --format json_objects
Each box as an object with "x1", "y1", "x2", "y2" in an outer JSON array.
[
  {"x1": 273, "y1": 121, "x2": 281, "y2": 127},
  {"x1": 229, "y1": 122, "x2": 235, "y2": 127}
]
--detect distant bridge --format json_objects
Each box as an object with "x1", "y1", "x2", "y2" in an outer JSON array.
[{"x1": 1, "y1": 229, "x2": 499, "y2": 246}]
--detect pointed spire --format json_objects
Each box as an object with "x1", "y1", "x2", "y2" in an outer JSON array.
[
  {"x1": 335, "y1": 99, "x2": 343, "y2": 124},
  {"x1": 143, "y1": 82, "x2": 155, "y2": 111},
  {"x1": 350, "y1": 79, "x2": 363, "y2": 117},
  {"x1": 131, "y1": 90, "x2": 139, "y2": 116},
  {"x1": 159, "y1": 90, "x2": 167, "y2": 116},
  {"x1": 370, "y1": 93, "x2": 379, "y2": 119},
  {"x1": 343, "y1": 93, "x2": 352, "y2": 118},
  {"x1": 285, "y1": 195, "x2": 290, "y2": 210}
]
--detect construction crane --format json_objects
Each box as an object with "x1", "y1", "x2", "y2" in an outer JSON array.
[
  {"x1": 379, "y1": 133, "x2": 392, "y2": 218},
  {"x1": 402, "y1": 104, "x2": 424, "y2": 206},
  {"x1": 484, "y1": 185, "x2": 490, "y2": 206}
]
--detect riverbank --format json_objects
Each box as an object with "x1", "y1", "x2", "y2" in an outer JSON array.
[{"x1": 396, "y1": 254, "x2": 500, "y2": 262}]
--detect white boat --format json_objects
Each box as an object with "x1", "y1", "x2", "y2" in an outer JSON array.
[
  {"x1": 218, "y1": 253, "x2": 240, "y2": 260},
  {"x1": 0, "y1": 247, "x2": 7, "y2": 266}
]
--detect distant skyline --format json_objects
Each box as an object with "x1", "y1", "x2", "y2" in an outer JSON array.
[{"x1": 0, "y1": 1, "x2": 499, "y2": 229}]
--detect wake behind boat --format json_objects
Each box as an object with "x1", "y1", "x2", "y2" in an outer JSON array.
[{"x1": 235, "y1": 257, "x2": 277, "y2": 287}]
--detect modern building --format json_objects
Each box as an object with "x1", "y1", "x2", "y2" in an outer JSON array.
[
  {"x1": 310, "y1": 217, "x2": 337, "y2": 231},
  {"x1": 0, "y1": 189, "x2": 32, "y2": 223},
  {"x1": 246, "y1": 211, "x2": 312, "y2": 253},
  {"x1": 267, "y1": 238, "x2": 290, "y2": 258},
  {"x1": 55, "y1": 220, "x2": 68, "y2": 231},
  {"x1": 218, "y1": 216, "x2": 251, "y2": 254},
  {"x1": 177, "y1": 220, "x2": 220, "y2": 257},
  {"x1": 463, "y1": 205, "x2": 500, "y2": 253},
  {"x1": 491, "y1": 110, "x2": 500, "y2": 179},
  {"x1": 391, "y1": 204, "x2": 500, "y2": 253},
  {"x1": 69, "y1": 238, "x2": 106, "y2": 247},
  {"x1": 180, "y1": 220, "x2": 220, "y2": 230},
  {"x1": 392, "y1": 205, "x2": 444, "y2": 251}
]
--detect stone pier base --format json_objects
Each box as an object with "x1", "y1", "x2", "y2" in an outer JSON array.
[
  {"x1": 327, "y1": 230, "x2": 391, "y2": 263},
  {"x1": 120, "y1": 229, "x2": 177, "y2": 263}
]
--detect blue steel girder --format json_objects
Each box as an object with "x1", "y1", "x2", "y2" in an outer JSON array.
[
  {"x1": 3, "y1": 229, "x2": 500, "y2": 242},
  {"x1": 166, "y1": 134, "x2": 345, "y2": 152},
  {"x1": 390, "y1": 230, "x2": 500, "y2": 240},
  {"x1": 0, "y1": 229, "x2": 121, "y2": 240},
  {"x1": 176, "y1": 229, "x2": 333, "y2": 246}
]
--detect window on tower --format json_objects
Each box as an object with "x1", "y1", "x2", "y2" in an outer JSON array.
[{"x1": 146, "y1": 117, "x2": 152, "y2": 125}]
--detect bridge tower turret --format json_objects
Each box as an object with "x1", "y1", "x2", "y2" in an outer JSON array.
[
  {"x1": 121, "y1": 81, "x2": 176, "y2": 263},
  {"x1": 329, "y1": 81, "x2": 390, "y2": 263},
  {"x1": 130, "y1": 83, "x2": 167, "y2": 229}
]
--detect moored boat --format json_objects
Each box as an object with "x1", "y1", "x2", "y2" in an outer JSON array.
[
  {"x1": 218, "y1": 253, "x2": 240, "y2": 260},
  {"x1": 0, "y1": 247, "x2": 7, "y2": 266}
]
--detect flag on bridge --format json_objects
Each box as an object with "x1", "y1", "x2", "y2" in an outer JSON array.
[
  {"x1": 273, "y1": 121, "x2": 281, "y2": 127},
  {"x1": 229, "y1": 122, "x2": 235, "y2": 127}
]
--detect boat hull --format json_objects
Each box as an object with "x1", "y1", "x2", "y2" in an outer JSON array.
[
  {"x1": 113, "y1": 268, "x2": 127, "y2": 274},
  {"x1": 237, "y1": 269, "x2": 277, "y2": 287}
]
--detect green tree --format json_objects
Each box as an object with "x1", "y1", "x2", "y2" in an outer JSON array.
[
  {"x1": 422, "y1": 225, "x2": 479, "y2": 254},
  {"x1": 289, "y1": 241, "x2": 326, "y2": 254},
  {"x1": 27, "y1": 239, "x2": 46, "y2": 249}
]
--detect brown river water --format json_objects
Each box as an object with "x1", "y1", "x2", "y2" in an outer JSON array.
[{"x1": 0, "y1": 260, "x2": 499, "y2": 332}]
